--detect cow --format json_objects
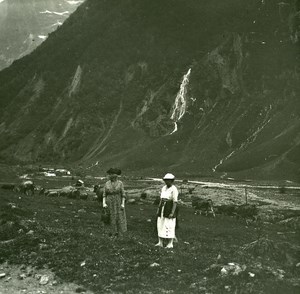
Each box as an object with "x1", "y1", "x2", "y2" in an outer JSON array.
[
  {"x1": 46, "y1": 190, "x2": 60, "y2": 197},
  {"x1": 57, "y1": 186, "x2": 80, "y2": 199},
  {"x1": 192, "y1": 197, "x2": 215, "y2": 217},
  {"x1": 17, "y1": 181, "x2": 35, "y2": 196},
  {"x1": 93, "y1": 185, "x2": 103, "y2": 202},
  {"x1": 77, "y1": 187, "x2": 88, "y2": 200}
]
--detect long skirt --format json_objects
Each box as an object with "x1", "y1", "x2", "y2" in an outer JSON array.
[
  {"x1": 106, "y1": 194, "x2": 127, "y2": 235},
  {"x1": 157, "y1": 206, "x2": 176, "y2": 239}
]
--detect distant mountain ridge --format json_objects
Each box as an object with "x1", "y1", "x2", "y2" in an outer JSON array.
[
  {"x1": 0, "y1": 0, "x2": 84, "y2": 70},
  {"x1": 0, "y1": 0, "x2": 299, "y2": 180}
]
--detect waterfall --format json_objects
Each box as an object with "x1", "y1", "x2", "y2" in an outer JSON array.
[{"x1": 170, "y1": 68, "x2": 191, "y2": 134}]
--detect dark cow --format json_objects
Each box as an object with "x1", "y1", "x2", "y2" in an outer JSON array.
[
  {"x1": 93, "y1": 185, "x2": 104, "y2": 202},
  {"x1": 18, "y1": 181, "x2": 35, "y2": 196},
  {"x1": 77, "y1": 187, "x2": 88, "y2": 200},
  {"x1": 59, "y1": 186, "x2": 79, "y2": 199},
  {"x1": 192, "y1": 197, "x2": 215, "y2": 217}
]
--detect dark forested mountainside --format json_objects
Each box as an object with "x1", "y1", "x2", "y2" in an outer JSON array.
[{"x1": 0, "y1": 0, "x2": 299, "y2": 180}]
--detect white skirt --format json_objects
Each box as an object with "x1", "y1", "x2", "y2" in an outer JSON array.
[{"x1": 157, "y1": 207, "x2": 176, "y2": 239}]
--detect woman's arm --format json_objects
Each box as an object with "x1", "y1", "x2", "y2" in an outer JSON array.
[
  {"x1": 169, "y1": 186, "x2": 179, "y2": 217},
  {"x1": 120, "y1": 181, "x2": 126, "y2": 198},
  {"x1": 121, "y1": 197, "x2": 125, "y2": 208},
  {"x1": 103, "y1": 184, "x2": 107, "y2": 207},
  {"x1": 120, "y1": 182, "x2": 126, "y2": 208}
]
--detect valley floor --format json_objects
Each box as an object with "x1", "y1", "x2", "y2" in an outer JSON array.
[{"x1": 0, "y1": 181, "x2": 300, "y2": 293}]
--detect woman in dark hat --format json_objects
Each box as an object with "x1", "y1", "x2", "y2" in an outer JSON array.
[{"x1": 103, "y1": 168, "x2": 127, "y2": 237}]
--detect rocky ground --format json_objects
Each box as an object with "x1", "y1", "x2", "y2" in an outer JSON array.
[
  {"x1": 0, "y1": 263, "x2": 93, "y2": 294},
  {"x1": 0, "y1": 177, "x2": 300, "y2": 293}
]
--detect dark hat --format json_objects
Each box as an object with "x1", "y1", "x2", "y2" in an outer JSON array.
[{"x1": 106, "y1": 168, "x2": 121, "y2": 175}]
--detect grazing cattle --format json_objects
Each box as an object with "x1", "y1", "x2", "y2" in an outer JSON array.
[
  {"x1": 60, "y1": 186, "x2": 78, "y2": 198},
  {"x1": 140, "y1": 191, "x2": 148, "y2": 200},
  {"x1": 67, "y1": 189, "x2": 80, "y2": 199},
  {"x1": 46, "y1": 191, "x2": 60, "y2": 197},
  {"x1": 39, "y1": 188, "x2": 46, "y2": 195},
  {"x1": 41, "y1": 189, "x2": 60, "y2": 197},
  {"x1": 192, "y1": 197, "x2": 215, "y2": 217},
  {"x1": 93, "y1": 185, "x2": 104, "y2": 202},
  {"x1": 18, "y1": 181, "x2": 35, "y2": 196},
  {"x1": 77, "y1": 187, "x2": 88, "y2": 200}
]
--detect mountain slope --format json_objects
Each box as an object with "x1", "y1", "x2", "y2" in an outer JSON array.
[
  {"x1": 0, "y1": 0, "x2": 84, "y2": 70},
  {"x1": 0, "y1": 0, "x2": 299, "y2": 180}
]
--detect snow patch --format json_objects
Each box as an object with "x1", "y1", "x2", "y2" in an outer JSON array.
[
  {"x1": 66, "y1": 0, "x2": 84, "y2": 5},
  {"x1": 49, "y1": 21, "x2": 63, "y2": 27},
  {"x1": 40, "y1": 10, "x2": 70, "y2": 16}
]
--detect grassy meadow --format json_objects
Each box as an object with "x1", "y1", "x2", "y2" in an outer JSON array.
[{"x1": 0, "y1": 179, "x2": 300, "y2": 293}]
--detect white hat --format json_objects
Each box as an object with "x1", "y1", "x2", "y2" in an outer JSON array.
[{"x1": 163, "y1": 173, "x2": 175, "y2": 180}]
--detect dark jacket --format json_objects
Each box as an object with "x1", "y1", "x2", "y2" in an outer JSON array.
[{"x1": 157, "y1": 200, "x2": 178, "y2": 218}]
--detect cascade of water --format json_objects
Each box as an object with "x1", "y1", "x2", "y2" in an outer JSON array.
[{"x1": 170, "y1": 68, "x2": 191, "y2": 134}]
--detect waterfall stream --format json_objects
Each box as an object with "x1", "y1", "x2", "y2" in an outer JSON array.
[{"x1": 170, "y1": 68, "x2": 191, "y2": 135}]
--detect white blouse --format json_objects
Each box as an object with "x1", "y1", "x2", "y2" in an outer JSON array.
[{"x1": 160, "y1": 185, "x2": 178, "y2": 202}]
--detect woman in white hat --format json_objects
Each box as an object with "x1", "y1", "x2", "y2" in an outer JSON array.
[{"x1": 156, "y1": 173, "x2": 178, "y2": 248}]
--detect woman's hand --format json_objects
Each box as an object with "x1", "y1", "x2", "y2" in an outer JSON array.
[
  {"x1": 168, "y1": 213, "x2": 174, "y2": 218},
  {"x1": 103, "y1": 203, "x2": 108, "y2": 208},
  {"x1": 121, "y1": 204, "x2": 125, "y2": 210}
]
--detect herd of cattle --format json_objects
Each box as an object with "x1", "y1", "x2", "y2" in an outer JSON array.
[
  {"x1": 0, "y1": 180, "x2": 102, "y2": 201},
  {"x1": 1, "y1": 180, "x2": 258, "y2": 220}
]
